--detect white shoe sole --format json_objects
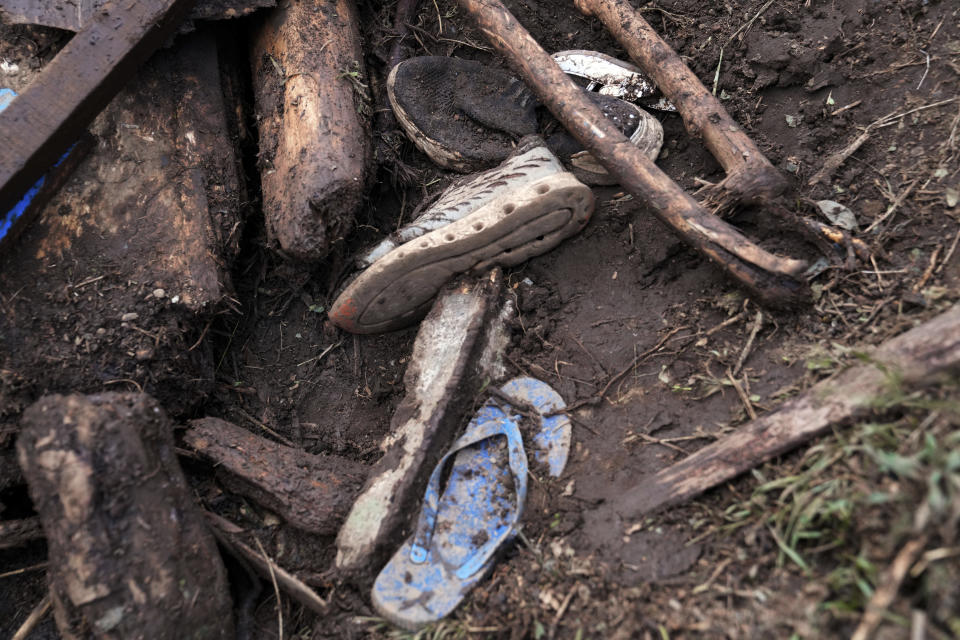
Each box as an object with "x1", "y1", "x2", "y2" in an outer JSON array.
[{"x1": 330, "y1": 149, "x2": 594, "y2": 333}]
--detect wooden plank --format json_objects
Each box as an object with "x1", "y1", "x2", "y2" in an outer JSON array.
[
  {"x1": 0, "y1": 0, "x2": 276, "y2": 33},
  {"x1": 0, "y1": 31, "x2": 244, "y2": 435},
  {"x1": 609, "y1": 303, "x2": 960, "y2": 518},
  {"x1": 0, "y1": 0, "x2": 198, "y2": 214}
]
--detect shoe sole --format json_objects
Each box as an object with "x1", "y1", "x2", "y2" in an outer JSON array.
[{"x1": 330, "y1": 170, "x2": 593, "y2": 333}]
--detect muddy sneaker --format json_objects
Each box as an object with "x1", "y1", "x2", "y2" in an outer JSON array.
[
  {"x1": 544, "y1": 91, "x2": 663, "y2": 186},
  {"x1": 388, "y1": 55, "x2": 663, "y2": 185},
  {"x1": 329, "y1": 137, "x2": 594, "y2": 334},
  {"x1": 387, "y1": 56, "x2": 540, "y2": 172}
]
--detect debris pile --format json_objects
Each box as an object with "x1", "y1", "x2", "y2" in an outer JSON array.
[{"x1": 1, "y1": 0, "x2": 958, "y2": 637}]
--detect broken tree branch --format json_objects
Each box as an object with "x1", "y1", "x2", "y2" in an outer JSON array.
[
  {"x1": 184, "y1": 417, "x2": 368, "y2": 535},
  {"x1": 574, "y1": 0, "x2": 788, "y2": 206},
  {"x1": 18, "y1": 393, "x2": 234, "y2": 640},
  {"x1": 455, "y1": 0, "x2": 808, "y2": 306},
  {"x1": 608, "y1": 303, "x2": 960, "y2": 519}
]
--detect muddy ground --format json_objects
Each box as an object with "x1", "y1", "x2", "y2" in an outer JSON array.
[{"x1": 1, "y1": 0, "x2": 959, "y2": 637}]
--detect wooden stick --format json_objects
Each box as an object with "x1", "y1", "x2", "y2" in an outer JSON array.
[
  {"x1": 205, "y1": 512, "x2": 332, "y2": 617},
  {"x1": 574, "y1": 0, "x2": 787, "y2": 206},
  {"x1": 609, "y1": 303, "x2": 960, "y2": 518},
  {"x1": 11, "y1": 595, "x2": 51, "y2": 640},
  {"x1": 454, "y1": 0, "x2": 808, "y2": 306},
  {"x1": 250, "y1": 0, "x2": 371, "y2": 261},
  {"x1": 0, "y1": 0, "x2": 198, "y2": 213}
]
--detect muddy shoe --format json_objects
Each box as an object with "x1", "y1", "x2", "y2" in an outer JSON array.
[
  {"x1": 552, "y1": 49, "x2": 676, "y2": 112},
  {"x1": 387, "y1": 56, "x2": 540, "y2": 172},
  {"x1": 329, "y1": 137, "x2": 594, "y2": 334},
  {"x1": 388, "y1": 55, "x2": 662, "y2": 184},
  {"x1": 544, "y1": 91, "x2": 663, "y2": 186}
]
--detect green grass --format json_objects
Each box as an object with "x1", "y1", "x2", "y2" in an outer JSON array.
[{"x1": 716, "y1": 378, "x2": 960, "y2": 632}]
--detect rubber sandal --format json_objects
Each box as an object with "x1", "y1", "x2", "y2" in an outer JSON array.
[
  {"x1": 387, "y1": 56, "x2": 540, "y2": 172},
  {"x1": 552, "y1": 49, "x2": 677, "y2": 112},
  {"x1": 371, "y1": 377, "x2": 570, "y2": 630},
  {"x1": 328, "y1": 137, "x2": 594, "y2": 334}
]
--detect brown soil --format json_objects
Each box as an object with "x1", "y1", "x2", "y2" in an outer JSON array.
[{"x1": 2, "y1": 0, "x2": 959, "y2": 638}]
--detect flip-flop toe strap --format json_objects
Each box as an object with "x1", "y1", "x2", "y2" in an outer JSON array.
[{"x1": 409, "y1": 416, "x2": 529, "y2": 579}]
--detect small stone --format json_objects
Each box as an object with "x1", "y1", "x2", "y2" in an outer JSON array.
[
  {"x1": 153, "y1": 288, "x2": 166, "y2": 299},
  {"x1": 946, "y1": 187, "x2": 958, "y2": 208},
  {"x1": 121, "y1": 312, "x2": 139, "y2": 322},
  {"x1": 901, "y1": 292, "x2": 928, "y2": 308},
  {"x1": 135, "y1": 347, "x2": 155, "y2": 361},
  {"x1": 171, "y1": 295, "x2": 180, "y2": 304}
]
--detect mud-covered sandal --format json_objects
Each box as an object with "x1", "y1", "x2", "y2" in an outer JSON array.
[
  {"x1": 387, "y1": 56, "x2": 539, "y2": 172},
  {"x1": 328, "y1": 137, "x2": 594, "y2": 334},
  {"x1": 371, "y1": 377, "x2": 570, "y2": 630}
]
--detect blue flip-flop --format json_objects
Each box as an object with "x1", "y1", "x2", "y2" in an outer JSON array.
[{"x1": 371, "y1": 377, "x2": 570, "y2": 630}]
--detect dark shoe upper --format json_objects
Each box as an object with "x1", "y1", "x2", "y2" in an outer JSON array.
[{"x1": 389, "y1": 56, "x2": 539, "y2": 170}]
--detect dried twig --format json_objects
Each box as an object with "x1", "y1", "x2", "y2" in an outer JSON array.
[
  {"x1": 810, "y1": 97, "x2": 959, "y2": 186},
  {"x1": 850, "y1": 536, "x2": 928, "y2": 640},
  {"x1": 865, "y1": 178, "x2": 918, "y2": 234},
  {"x1": 11, "y1": 595, "x2": 51, "y2": 640},
  {"x1": 0, "y1": 562, "x2": 48, "y2": 579},
  {"x1": 547, "y1": 585, "x2": 579, "y2": 640},
  {"x1": 206, "y1": 512, "x2": 331, "y2": 616},
  {"x1": 733, "y1": 310, "x2": 763, "y2": 376},
  {"x1": 254, "y1": 537, "x2": 284, "y2": 640},
  {"x1": 551, "y1": 326, "x2": 689, "y2": 415},
  {"x1": 727, "y1": 370, "x2": 757, "y2": 421}
]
